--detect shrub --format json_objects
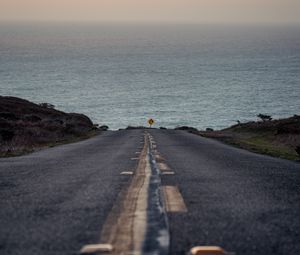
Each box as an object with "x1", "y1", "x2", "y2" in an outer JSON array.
[
  {"x1": 23, "y1": 114, "x2": 42, "y2": 122},
  {"x1": 0, "y1": 129, "x2": 14, "y2": 141},
  {"x1": 0, "y1": 112, "x2": 18, "y2": 121},
  {"x1": 99, "y1": 125, "x2": 109, "y2": 131},
  {"x1": 257, "y1": 114, "x2": 272, "y2": 122},
  {"x1": 39, "y1": 103, "x2": 55, "y2": 109},
  {"x1": 175, "y1": 126, "x2": 198, "y2": 132},
  {"x1": 296, "y1": 146, "x2": 300, "y2": 157}
]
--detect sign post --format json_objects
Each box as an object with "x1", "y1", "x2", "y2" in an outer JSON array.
[{"x1": 148, "y1": 118, "x2": 155, "y2": 128}]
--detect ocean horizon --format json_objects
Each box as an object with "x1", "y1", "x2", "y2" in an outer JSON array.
[{"x1": 0, "y1": 23, "x2": 299, "y2": 130}]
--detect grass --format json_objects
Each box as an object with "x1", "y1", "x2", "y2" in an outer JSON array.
[
  {"x1": 198, "y1": 117, "x2": 300, "y2": 162},
  {"x1": 47, "y1": 130, "x2": 101, "y2": 147},
  {"x1": 0, "y1": 130, "x2": 101, "y2": 158},
  {"x1": 236, "y1": 134, "x2": 299, "y2": 161}
]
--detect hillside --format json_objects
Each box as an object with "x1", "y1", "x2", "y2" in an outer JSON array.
[
  {"x1": 0, "y1": 96, "x2": 97, "y2": 156},
  {"x1": 198, "y1": 115, "x2": 300, "y2": 161}
]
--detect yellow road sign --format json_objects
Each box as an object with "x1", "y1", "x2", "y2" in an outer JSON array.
[{"x1": 148, "y1": 118, "x2": 155, "y2": 127}]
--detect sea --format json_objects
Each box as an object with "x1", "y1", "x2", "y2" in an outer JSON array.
[{"x1": 0, "y1": 23, "x2": 299, "y2": 130}]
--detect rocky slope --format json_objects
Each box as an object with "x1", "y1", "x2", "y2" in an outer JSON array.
[{"x1": 0, "y1": 96, "x2": 96, "y2": 156}]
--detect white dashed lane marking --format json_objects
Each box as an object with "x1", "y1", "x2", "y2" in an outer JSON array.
[
  {"x1": 80, "y1": 244, "x2": 113, "y2": 254},
  {"x1": 162, "y1": 186, "x2": 187, "y2": 213},
  {"x1": 121, "y1": 171, "x2": 134, "y2": 175}
]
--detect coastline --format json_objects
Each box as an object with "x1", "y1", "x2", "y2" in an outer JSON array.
[{"x1": 1, "y1": 96, "x2": 299, "y2": 161}]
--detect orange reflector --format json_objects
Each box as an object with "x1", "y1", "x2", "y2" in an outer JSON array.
[{"x1": 190, "y1": 246, "x2": 225, "y2": 255}]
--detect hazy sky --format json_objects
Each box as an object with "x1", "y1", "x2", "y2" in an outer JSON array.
[{"x1": 0, "y1": 0, "x2": 299, "y2": 24}]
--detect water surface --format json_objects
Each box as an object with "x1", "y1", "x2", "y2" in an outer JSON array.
[{"x1": 0, "y1": 24, "x2": 299, "y2": 129}]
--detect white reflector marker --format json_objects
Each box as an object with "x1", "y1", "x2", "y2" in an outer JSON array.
[
  {"x1": 190, "y1": 246, "x2": 225, "y2": 255},
  {"x1": 80, "y1": 244, "x2": 113, "y2": 254}
]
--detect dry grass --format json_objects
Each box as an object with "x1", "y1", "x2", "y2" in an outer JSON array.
[
  {"x1": 0, "y1": 96, "x2": 98, "y2": 157},
  {"x1": 198, "y1": 116, "x2": 300, "y2": 161}
]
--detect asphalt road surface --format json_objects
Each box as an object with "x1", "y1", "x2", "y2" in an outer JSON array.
[
  {"x1": 149, "y1": 129, "x2": 300, "y2": 255},
  {"x1": 1, "y1": 129, "x2": 300, "y2": 255},
  {"x1": 0, "y1": 130, "x2": 144, "y2": 255}
]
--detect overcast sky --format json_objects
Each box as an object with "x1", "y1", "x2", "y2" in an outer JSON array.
[{"x1": 0, "y1": 0, "x2": 299, "y2": 24}]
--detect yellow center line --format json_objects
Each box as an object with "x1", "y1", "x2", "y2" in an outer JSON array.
[{"x1": 80, "y1": 132, "x2": 151, "y2": 255}]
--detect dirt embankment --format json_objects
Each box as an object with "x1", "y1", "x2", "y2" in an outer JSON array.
[
  {"x1": 0, "y1": 96, "x2": 98, "y2": 156},
  {"x1": 198, "y1": 116, "x2": 300, "y2": 161}
]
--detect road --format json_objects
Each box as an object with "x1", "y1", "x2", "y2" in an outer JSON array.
[
  {"x1": 149, "y1": 129, "x2": 300, "y2": 255},
  {"x1": 1, "y1": 129, "x2": 300, "y2": 255},
  {"x1": 0, "y1": 130, "x2": 144, "y2": 255}
]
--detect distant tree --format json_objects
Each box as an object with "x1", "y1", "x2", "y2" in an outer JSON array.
[
  {"x1": 236, "y1": 120, "x2": 241, "y2": 125},
  {"x1": 39, "y1": 103, "x2": 55, "y2": 109},
  {"x1": 99, "y1": 125, "x2": 109, "y2": 131},
  {"x1": 257, "y1": 114, "x2": 272, "y2": 122}
]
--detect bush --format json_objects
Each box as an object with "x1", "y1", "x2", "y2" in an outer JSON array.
[
  {"x1": 39, "y1": 103, "x2": 55, "y2": 109},
  {"x1": 175, "y1": 126, "x2": 198, "y2": 132},
  {"x1": 296, "y1": 146, "x2": 300, "y2": 157},
  {"x1": 99, "y1": 125, "x2": 109, "y2": 131},
  {"x1": 277, "y1": 124, "x2": 300, "y2": 134},
  {"x1": 257, "y1": 114, "x2": 272, "y2": 122},
  {"x1": 0, "y1": 112, "x2": 19, "y2": 121},
  {"x1": 0, "y1": 129, "x2": 15, "y2": 141},
  {"x1": 23, "y1": 114, "x2": 42, "y2": 122}
]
